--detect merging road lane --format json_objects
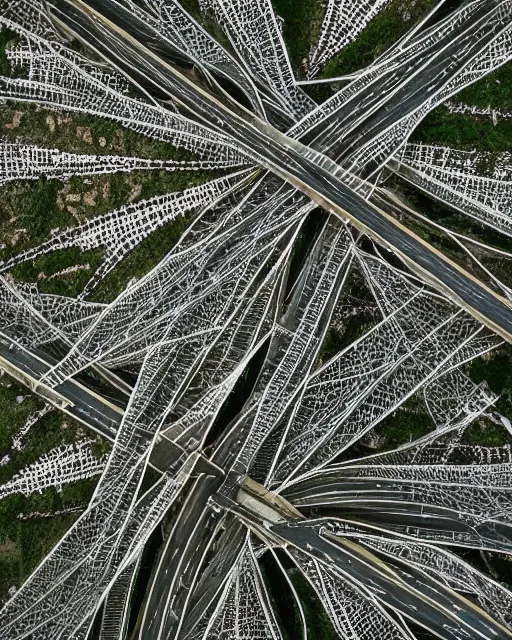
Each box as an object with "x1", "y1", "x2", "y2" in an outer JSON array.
[{"x1": 0, "y1": 333, "x2": 215, "y2": 475}]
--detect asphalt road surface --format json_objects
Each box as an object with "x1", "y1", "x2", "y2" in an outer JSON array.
[{"x1": 48, "y1": 0, "x2": 512, "y2": 344}]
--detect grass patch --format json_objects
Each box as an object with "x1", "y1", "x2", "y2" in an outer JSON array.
[
  {"x1": 307, "y1": 0, "x2": 438, "y2": 101},
  {"x1": 271, "y1": 0, "x2": 324, "y2": 77},
  {"x1": 289, "y1": 570, "x2": 339, "y2": 640},
  {"x1": 0, "y1": 381, "x2": 41, "y2": 454},
  {"x1": 468, "y1": 346, "x2": 512, "y2": 419},
  {"x1": 0, "y1": 381, "x2": 107, "y2": 602},
  {"x1": 90, "y1": 213, "x2": 191, "y2": 303},
  {"x1": 454, "y1": 63, "x2": 512, "y2": 112},
  {"x1": 0, "y1": 28, "x2": 18, "y2": 77},
  {"x1": 0, "y1": 502, "x2": 85, "y2": 603},
  {"x1": 321, "y1": 0, "x2": 438, "y2": 76},
  {"x1": 0, "y1": 401, "x2": 103, "y2": 487},
  {"x1": 0, "y1": 101, "x2": 217, "y2": 301},
  {"x1": 462, "y1": 418, "x2": 510, "y2": 447},
  {"x1": 0, "y1": 179, "x2": 72, "y2": 248},
  {"x1": 412, "y1": 107, "x2": 512, "y2": 152}
]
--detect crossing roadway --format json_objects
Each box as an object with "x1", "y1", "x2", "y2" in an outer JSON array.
[{"x1": 47, "y1": 0, "x2": 512, "y2": 344}]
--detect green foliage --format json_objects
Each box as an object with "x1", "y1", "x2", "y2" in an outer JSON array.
[
  {"x1": 0, "y1": 381, "x2": 105, "y2": 602},
  {"x1": 11, "y1": 248, "x2": 103, "y2": 299},
  {"x1": 271, "y1": 0, "x2": 324, "y2": 76},
  {"x1": 308, "y1": 0, "x2": 438, "y2": 101},
  {"x1": 0, "y1": 406, "x2": 99, "y2": 487},
  {"x1": 0, "y1": 500, "x2": 84, "y2": 603},
  {"x1": 260, "y1": 550, "x2": 338, "y2": 640},
  {"x1": 0, "y1": 99, "x2": 216, "y2": 301},
  {"x1": 321, "y1": 0, "x2": 438, "y2": 76},
  {"x1": 373, "y1": 395, "x2": 434, "y2": 449},
  {"x1": 0, "y1": 101, "x2": 191, "y2": 161},
  {"x1": 320, "y1": 314, "x2": 374, "y2": 362},
  {"x1": 468, "y1": 347, "x2": 512, "y2": 420},
  {"x1": 289, "y1": 570, "x2": 339, "y2": 640},
  {"x1": 90, "y1": 213, "x2": 191, "y2": 303},
  {"x1": 413, "y1": 107, "x2": 512, "y2": 152},
  {"x1": 10, "y1": 179, "x2": 70, "y2": 244},
  {"x1": 468, "y1": 350, "x2": 512, "y2": 397},
  {"x1": 462, "y1": 418, "x2": 510, "y2": 448},
  {"x1": 0, "y1": 28, "x2": 18, "y2": 76},
  {"x1": 0, "y1": 381, "x2": 41, "y2": 453},
  {"x1": 455, "y1": 63, "x2": 512, "y2": 111}
]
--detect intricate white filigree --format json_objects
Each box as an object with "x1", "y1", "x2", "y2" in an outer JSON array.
[{"x1": 0, "y1": 1, "x2": 511, "y2": 639}]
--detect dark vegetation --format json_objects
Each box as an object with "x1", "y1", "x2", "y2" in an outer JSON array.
[
  {"x1": 271, "y1": 0, "x2": 324, "y2": 77},
  {"x1": 0, "y1": 100, "x2": 214, "y2": 301},
  {"x1": 311, "y1": 0, "x2": 440, "y2": 101},
  {"x1": 413, "y1": 108, "x2": 512, "y2": 152},
  {"x1": 0, "y1": 378, "x2": 105, "y2": 602}
]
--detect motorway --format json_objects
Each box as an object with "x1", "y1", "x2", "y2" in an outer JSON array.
[
  {"x1": 302, "y1": 1, "x2": 502, "y2": 172},
  {"x1": 2, "y1": 3, "x2": 512, "y2": 638},
  {"x1": 275, "y1": 522, "x2": 512, "y2": 640},
  {"x1": 45, "y1": 0, "x2": 512, "y2": 344},
  {"x1": 211, "y1": 488, "x2": 512, "y2": 640},
  {"x1": 0, "y1": 333, "x2": 222, "y2": 475},
  {"x1": 0, "y1": 332, "x2": 122, "y2": 439}
]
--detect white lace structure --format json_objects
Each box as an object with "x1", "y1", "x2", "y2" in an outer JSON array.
[
  {"x1": 0, "y1": 439, "x2": 106, "y2": 499},
  {"x1": 309, "y1": 0, "x2": 393, "y2": 77},
  {"x1": 0, "y1": 169, "x2": 254, "y2": 296},
  {"x1": 11, "y1": 405, "x2": 53, "y2": 451},
  {"x1": 199, "y1": 0, "x2": 315, "y2": 120},
  {"x1": 445, "y1": 99, "x2": 512, "y2": 124},
  {"x1": 0, "y1": 143, "x2": 235, "y2": 186},
  {"x1": 391, "y1": 143, "x2": 512, "y2": 236}
]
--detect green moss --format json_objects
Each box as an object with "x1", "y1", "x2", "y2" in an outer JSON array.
[
  {"x1": 0, "y1": 478, "x2": 98, "y2": 569},
  {"x1": 90, "y1": 213, "x2": 191, "y2": 303},
  {"x1": 0, "y1": 28, "x2": 19, "y2": 77},
  {"x1": 373, "y1": 396, "x2": 434, "y2": 449},
  {"x1": 0, "y1": 101, "x2": 193, "y2": 162},
  {"x1": 309, "y1": 0, "x2": 438, "y2": 100},
  {"x1": 289, "y1": 571, "x2": 339, "y2": 640},
  {"x1": 0, "y1": 106, "x2": 215, "y2": 299},
  {"x1": 462, "y1": 419, "x2": 510, "y2": 448},
  {"x1": 468, "y1": 350, "x2": 512, "y2": 396},
  {"x1": 467, "y1": 347, "x2": 512, "y2": 421},
  {"x1": 11, "y1": 179, "x2": 72, "y2": 244},
  {"x1": 91, "y1": 439, "x2": 111, "y2": 460},
  {"x1": 0, "y1": 503, "x2": 83, "y2": 601},
  {"x1": 413, "y1": 107, "x2": 512, "y2": 152},
  {"x1": 0, "y1": 382, "x2": 41, "y2": 453},
  {"x1": 271, "y1": 0, "x2": 324, "y2": 76},
  {"x1": 323, "y1": 2, "x2": 423, "y2": 74},
  {"x1": 320, "y1": 315, "x2": 374, "y2": 363},
  {"x1": 0, "y1": 387, "x2": 106, "y2": 601},
  {"x1": 454, "y1": 63, "x2": 512, "y2": 112},
  {"x1": 0, "y1": 410, "x2": 98, "y2": 487}
]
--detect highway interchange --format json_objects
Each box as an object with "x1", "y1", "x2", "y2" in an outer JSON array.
[{"x1": 1, "y1": 1, "x2": 512, "y2": 638}]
